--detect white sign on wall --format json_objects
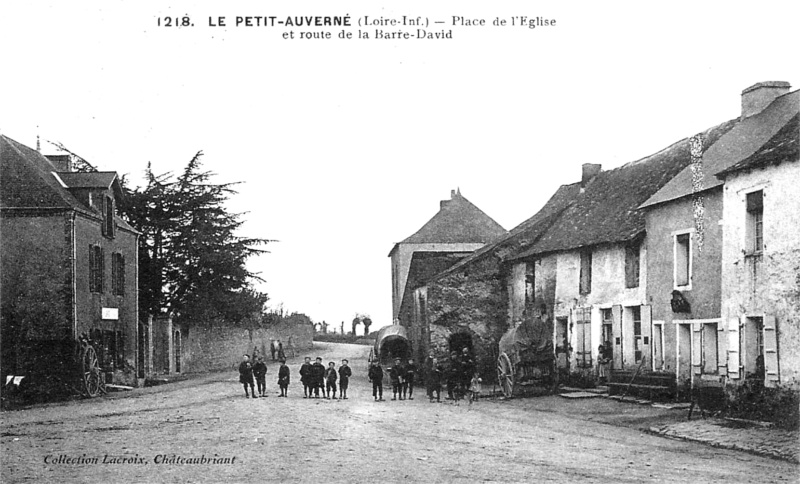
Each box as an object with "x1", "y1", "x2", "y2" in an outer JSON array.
[{"x1": 102, "y1": 308, "x2": 119, "y2": 320}]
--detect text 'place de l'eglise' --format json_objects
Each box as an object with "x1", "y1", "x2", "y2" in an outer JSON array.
[{"x1": 1, "y1": 80, "x2": 799, "y2": 427}]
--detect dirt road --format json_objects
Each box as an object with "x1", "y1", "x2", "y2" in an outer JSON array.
[{"x1": 2, "y1": 342, "x2": 797, "y2": 483}]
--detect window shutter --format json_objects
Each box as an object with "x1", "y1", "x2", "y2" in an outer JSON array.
[
  {"x1": 111, "y1": 253, "x2": 117, "y2": 295},
  {"x1": 101, "y1": 196, "x2": 107, "y2": 236},
  {"x1": 641, "y1": 305, "x2": 652, "y2": 369},
  {"x1": 89, "y1": 245, "x2": 95, "y2": 292},
  {"x1": 763, "y1": 314, "x2": 780, "y2": 385},
  {"x1": 120, "y1": 254, "x2": 125, "y2": 296},
  {"x1": 584, "y1": 308, "x2": 592, "y2": 368},
  {"x1": 100, "y1": 247, "x2": 105, "y2": 293},
  {"x1": 611, "y1": 305, "x2": 622, "y2": 370},
  {"x1": 691, "y1": 325, "x2": 703, "y2": 376},
  {"x1": 726, "y1": 318, "x2": 741, "y2": 379},
  {"x1": 717, "y1": 323, "x2": 727, "y2": 377}
]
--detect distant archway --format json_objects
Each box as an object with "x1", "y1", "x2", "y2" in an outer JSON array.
[{"x1": 448, "y1": 332, "x2": 473, "y2": 355}]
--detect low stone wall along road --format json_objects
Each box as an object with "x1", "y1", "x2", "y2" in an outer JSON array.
[{"x1": 2, "y1": 342, "x2": 798, "y2": 483}]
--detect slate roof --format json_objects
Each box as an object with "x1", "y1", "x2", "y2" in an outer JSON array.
[
  {"x1": 641, "y1": 90, "x2": 799, "y2": 209},
  {"x1": 58, "y1": 171, "x2": 119, "y2": 190},
  {"x1": 0, "y1": 134, "x2": 136, "y2": 233},
  {"x1": 716, "y1": 113, "x2": 799, "y2": 178},
  {"x1": 512, "y1": 118, "x2": 737, "y2": 259},
  {"x1": 430, "y1": 182, "x2": 581, "y2": 281},
  {"x1": 1, "y1": 134, "x2": 88, "y2": 211},
  {"x1": 389, "y1": 190, "x2": 507, "y2": 255}
]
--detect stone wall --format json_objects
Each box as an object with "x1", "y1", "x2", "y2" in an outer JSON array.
[
  {"x1": 423, "y1": 256, "x2": 510, "y2": 379},
  {"x1": 155, "y1": 321, "x2": 315, "y2": 375}
]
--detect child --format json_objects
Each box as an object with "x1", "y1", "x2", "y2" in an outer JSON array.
[
  {"x1": 324, "y1": 361, "x2": 338, "y2": 399},
  {"x1": 311, "y1": 357, "x2": 326, "y2": 398},
  {"x1": 427, "y1": 359, "x2": 442, "y2": 403},
  {"x1": 404, "y1": 358, "x2": 417, "y2": 400},
  {"x1": 299, "y1": 357, "x2": 312, "y2": 398},
  {"x1": 389, "y1": 358, "x2": 402, "y2": 401},
  {"x1": 238, "y1": 354, "x2": 256, "y2": 399},
  {"x1": 253, "y1": 356, "x2": 268, "y2": 397},
  {"x1": 368, "y1": 360, "x2": 384, "y2": 401},
  {"x1": 338, "y1": 359, "x2": 352, "y2": 400},
  {"x1": 469, "y1": 373, "x2": 482, "y2": 404},
  {"x1": 277, "y1": 359, "x2": 290, "y2": 397}
]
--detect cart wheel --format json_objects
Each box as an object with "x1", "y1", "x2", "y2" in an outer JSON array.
[
  {"x1": 497, "y1": 353, "x2": 514, "y2": 398},
  {"x1": 81, "y1": 345, "x2": 102, "y2": 397}
]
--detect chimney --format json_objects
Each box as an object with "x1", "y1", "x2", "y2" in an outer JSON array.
[
  {"x1": 46, "y1": 154, "x2": 73, "y2": 172},
  {"x1": 741, "y1": 81, "x2": 790, "y2": 119},
  {"x1": 581, "y1": 163, "x2": 601, "y2": 189},
  {"x1": 440, "y1": 189, "x2": 458, "y2": 210}
]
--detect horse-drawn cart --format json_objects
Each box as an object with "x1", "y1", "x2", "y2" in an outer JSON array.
[
  {"x1": 368, "y1": 325, "x2": 411, "y2": 367},
  {"x1": 77, "y1": 334, "x2": 106, "y2": 397},
  {"x1": 497, "y1": 317, "x2": 556, "y2": 398}
]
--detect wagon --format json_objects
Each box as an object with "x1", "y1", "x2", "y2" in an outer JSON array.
[
  {"x1": 77, "y1": 333, "x2": 106, "y2": 397},
  {"x1": 497, "y1": 317, "x2": 556, "y2": 398},
  {"x1": 368, "y1": 325, "x2": 411, "y2": 368}
]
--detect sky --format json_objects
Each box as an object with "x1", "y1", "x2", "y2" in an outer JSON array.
[{"x1": 2, "y1": 1, "x2": 799, "y2": 333}]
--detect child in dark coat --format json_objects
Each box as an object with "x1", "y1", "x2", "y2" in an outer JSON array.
[
  {"x1": 277, "y1": 359, "x2": 290, "y2": 397},
  {"x1": 389, "y1": 358, "x2": 403, "y2": 401},
  {"x1": 324, "y1": 362, "x2": 338, "y2": 399},
  {"x1": 338, "y1": 359, "x2": 352, "y2": 400},
  {"x1": 368, "y1": 360, "x2": 384, "y2": 401},
  {"x1": 299, "y1": 357, "x2": 312, "y2": 398},
  {"x1": 253, "y1": 356, "x2": 268, "y2": 397},
  {"x1": 238, "y1": 354, "x2": 256, "y2": 399}
]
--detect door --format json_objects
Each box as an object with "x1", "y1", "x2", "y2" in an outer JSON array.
[
  {"x1": 652, "y1": 321, "x2": 664, "y2": 371},
  {"x1": 555, "y1": 317, "x2": 570, "y2": 371}
]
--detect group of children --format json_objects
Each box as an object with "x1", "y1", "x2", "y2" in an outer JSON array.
[
  {"x1": 238, "y1": 352, "x2": 482, "y2": 404},
  {"x1": 299, "y1": 357, "x2": 352, "y2": 400},
  {"x1": 367, "y1": 357, "x2": 417, "y2": 401},
  {"x1": 238, "y1": 354, "x2": 291, "y2": 398},
  {"x1": 425, "y1": 349, "x2": 483, "y2": 405}
]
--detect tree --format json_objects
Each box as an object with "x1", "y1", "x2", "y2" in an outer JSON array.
[{"x1": 120, "y1": 152, "x2": 271, "y2": 326}]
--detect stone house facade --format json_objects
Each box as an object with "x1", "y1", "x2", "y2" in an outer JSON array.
[
  {"x1": 641, "y1": 82, "x2": 797, "y2": 392},
  {"x1": 1, "y1": 135, "x2": 139, "y2": 394},
  {"x1": 717, "y1": 104, "x2": 799, "y2": 388},
  {"x1": 507, "y1": 126, "x2": 733, "y2": 382}
]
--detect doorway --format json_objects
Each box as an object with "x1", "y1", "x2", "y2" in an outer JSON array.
[{"x1": 555, "y1": 317, "x2": 569, "y2": 370}]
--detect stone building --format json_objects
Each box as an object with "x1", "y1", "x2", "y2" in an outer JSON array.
[
  {"x1": 716, "y1": 92, "x2": 799, "y2": 388},
  {"x1": 1, "y1": 135, "x2": 140, "y2": 395},
  {"x1": 507, "y1": 119, "x2": 732, "y2": 389},
  {"x1": 640, "y1": 82, "x2": 797, "y2": 393},
  {"x1": 389, "y1": 189, "x2": 506, "y2": 363},
  {"x1": 411, "y1": 182, "x2": 579, "y2": 376}
]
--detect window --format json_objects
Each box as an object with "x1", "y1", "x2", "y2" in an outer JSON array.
[
  {"x1": 111, "y1": 253, "x2": 125, "y2": 296},
  {"x1": 746, "y1": 190, "x2": 763, "y2": 254},
  {"x1": 89, "y1": 245, "x2": 104, "y2": 293},
  {"x1": 575, "y1": 308, "x2": 592, "y2": 368},
  {"x1": 525, "y1": 262, "x2": 535, "y2": 310},
  {"x1": 601, "y1": 308, "x2": 613, "y2": 346},
  {"x1": 579, "y1": 249, "x2": 592, "y2": 295},
  {"x1": 102, "y1": 195, "x2": 115, "y2": 238},
  {"x1": 625, "y1": 242, "x2": 640, "y2": 288},
  {"x1": 674, "y1": 232, "x2": 691, "y2": 288}
]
